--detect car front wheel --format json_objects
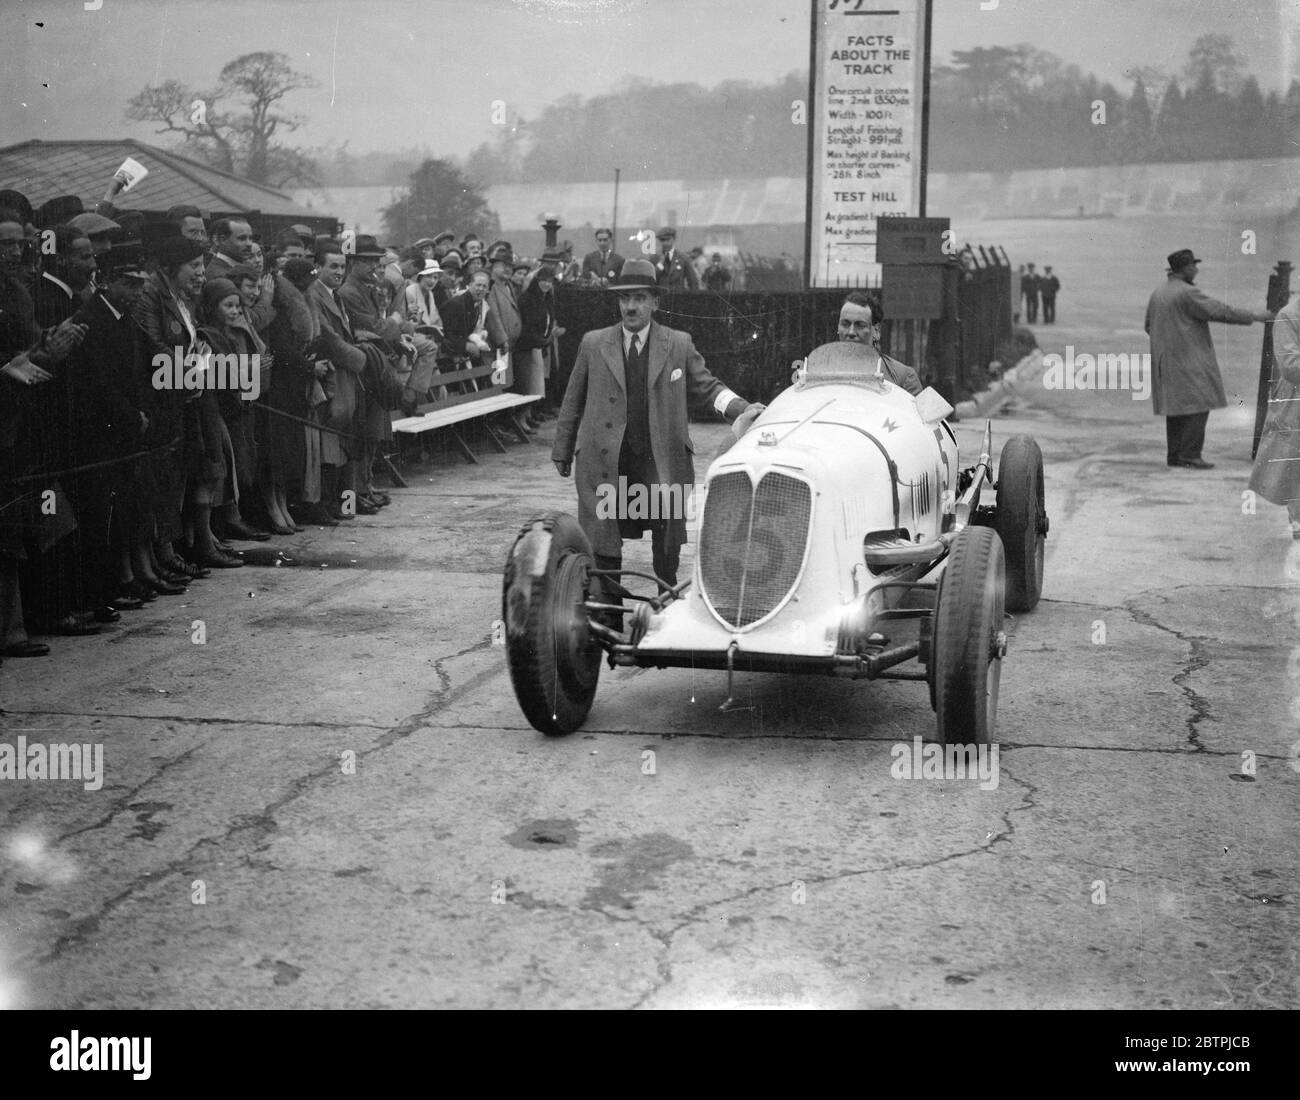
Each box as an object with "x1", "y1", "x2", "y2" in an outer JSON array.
[
  {"x1": 502, "y1": 511, "x2": 601, "y2": 735},
  {"x1": 933, "y1": 526, "x2": 1006, "y2": 746},
  {"x1": 995, "y1": 435, "x2": 1047, "y2": 613}
]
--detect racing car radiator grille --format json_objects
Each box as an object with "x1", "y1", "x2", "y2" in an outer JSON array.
[{"x1": 699, "y1": 471, "x2": 812, "y2": 628}]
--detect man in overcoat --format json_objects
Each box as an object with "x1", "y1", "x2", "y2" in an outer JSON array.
[
  {"x1": 305, "y1": 240, "x2": 370, "y2": 516},
  {"x1": 551, "y1": 258, "x2": 763, "y2": 592},
  {"x1": 1145, "y1": 248, "x2": 1272, "y2": 468}
]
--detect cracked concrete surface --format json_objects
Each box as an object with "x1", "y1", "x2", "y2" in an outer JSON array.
[{"x1": 1, "y1": 337, "x2": 1298, "y2": 1009}]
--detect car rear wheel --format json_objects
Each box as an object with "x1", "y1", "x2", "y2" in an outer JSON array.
[
  {"x1": 502, "y1": 511, "x2": 601, "y2": 735},
  {"x1": 995, "y1": 435, "x2": 1047, "y2": 613},
  {"x1": 933, "y1": 526, "x2": 1006, "y2": 745}
]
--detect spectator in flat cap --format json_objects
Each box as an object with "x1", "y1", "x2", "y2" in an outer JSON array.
[
  {"x1": 434, "y1": 250, "x2": 462, "y2": 311},
  {"x1": 78, "y1": 213, "x2": 122, "y2": 263},
  {"x1": 432, "y1": 231, "x2": 456, "y2": 259},
  {"x1": 655, "y1": 226, "x2": 699, "y2": 291}
]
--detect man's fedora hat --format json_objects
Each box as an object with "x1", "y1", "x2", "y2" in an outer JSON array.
[
  {"x1": 656, "y1": 226, "x2": 677, "y2": 241},
  {"x1": 0, "y1": 190, "x2": 34, "y2": 225},
  {"x1": 609, "y1": 258, "x2": 661, "y2": 292},
  {"x1": 34, "y1": 195, "x2": 85, "y2": 230},
  {"x1": 101, "y1": 241, "x2": 150, "y2": 280},
  {"x1": 352, "y1": 234, "x2": 386, "y2": 258},
  {"x1": 1167, "y1": 248, "x2": 1202, "y2": 271},
  {"x1": 439, "y1": 249, "x2": 463, "y2": 269}
]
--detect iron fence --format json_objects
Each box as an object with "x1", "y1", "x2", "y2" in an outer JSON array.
[{"x1": 554, "y1": 247, "x2": 1013, "y2": 409}]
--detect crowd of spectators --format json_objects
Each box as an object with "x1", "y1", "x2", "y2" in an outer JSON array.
[{"x1": 0, "y1": 178, "x2": 576, "y2": 662}]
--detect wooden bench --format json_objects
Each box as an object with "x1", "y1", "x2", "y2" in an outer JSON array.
[{"x1": 388, "y1": 360, "x2": 540, "y2": 468}]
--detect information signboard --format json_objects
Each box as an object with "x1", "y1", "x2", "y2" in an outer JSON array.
[{"x1": 805, "y1": 0, "x2": 932, "y2": 288}]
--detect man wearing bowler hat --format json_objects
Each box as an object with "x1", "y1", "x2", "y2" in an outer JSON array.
[
  {"x1": 552, "y1": 258, "x2": 763, "y2": 597},
  {"x1": 655, "y1": 226, "x2": 700, "y2": 291},
  {"x1": 1145, "y1": 248, "x2": 1272, "y2": 469}
]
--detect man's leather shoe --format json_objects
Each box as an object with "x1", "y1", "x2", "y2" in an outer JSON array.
[
  {"x1": 4, "y1": 641, "x2": 50, "y2": 657},
  {"x1": 119, "y1": 580, "x2": 158, "y2": 602},
  {"x1": 223, "y1": 519, "x2": 271, "y2": 541},
  {"x1": 110, "y1": 594, "x2": 145, "y2": 611},
  {"x1": 355, "y1": 498, "x2": 380, "y2": 515},
  {"x1": 142, "y1": 577, "x2": 188, "y2": 595},
  {"x1": 197, "y1": 550, "x2": 244, "y2": 568},
  {"x1": 93, "y1": 606, "x2": 122, "y2": 623},
  {"x1": 1170, "y1": 459, "x2": 1215, "y2": 469},
  {"x1": 47, "y1": 615, "x2": 102, "y2": 637},
  {"x1": 292, "y1": 502, "x2": 338, "y2": 526},
  {"x1": 175, "y1": 561, "x2": 211, "y2": 579},
  {"x1": 367, "y1": 490, "x2": 391, "y2": 506}
]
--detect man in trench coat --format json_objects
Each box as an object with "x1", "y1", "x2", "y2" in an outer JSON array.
[
  {"x1": 552, "y1": 258, "x2": 763, "y2": 590},
  {"x1": 1145, "y1": 248, "x2": 1272, "y2": 468}
]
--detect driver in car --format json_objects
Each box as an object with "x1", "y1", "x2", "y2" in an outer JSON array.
[{"x1": 838, "y1": 291, "x2": 924, "y2": 396}]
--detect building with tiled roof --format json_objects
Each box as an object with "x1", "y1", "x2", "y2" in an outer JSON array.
[{"x1": 0, "y1": 139, "x2": 339, "y2": 239}]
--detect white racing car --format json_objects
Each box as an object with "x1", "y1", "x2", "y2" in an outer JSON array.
[{"x1": 503, "y1": 340, "x2": 1047, "y2": 744}]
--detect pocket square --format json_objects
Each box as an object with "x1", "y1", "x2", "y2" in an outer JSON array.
[{"x1": 669, "y1": 367, "x2": 683, "y2": 382}]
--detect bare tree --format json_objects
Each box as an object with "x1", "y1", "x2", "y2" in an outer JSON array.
[{"x1": 125, "y1": 52, "x2": 319, "y2": 188}]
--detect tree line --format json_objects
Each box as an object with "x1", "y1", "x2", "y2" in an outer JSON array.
[{"x1": 125, "y1": 34, "x2": 1298, "y2": 192}]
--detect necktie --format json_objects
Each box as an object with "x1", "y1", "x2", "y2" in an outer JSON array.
[{"x1": 625, "y1": 332, "x2": 649, "y2": 457}]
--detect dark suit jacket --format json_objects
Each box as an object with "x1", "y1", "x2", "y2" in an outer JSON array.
[
  {"x1": 440, "y1": 291, "x2": 506, "y2": 361},
  {"x1": 657, "y1": 249, "x2": 700, "y2": 291},
  {"x1": 551, "y1": 320, "x2": 749, "y2": 556},
  {"x1": 581, "y1": 249, "x2": 626, "y2": 284}
]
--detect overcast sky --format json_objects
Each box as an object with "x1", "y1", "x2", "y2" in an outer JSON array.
[{"x1": 2, "y1": 0, "x2": 1295, "y2": 159}]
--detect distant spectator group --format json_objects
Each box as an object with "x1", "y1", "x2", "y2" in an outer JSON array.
[{"x1": 1019, "y1": 263, "x2": 1061, "y2": 324}]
